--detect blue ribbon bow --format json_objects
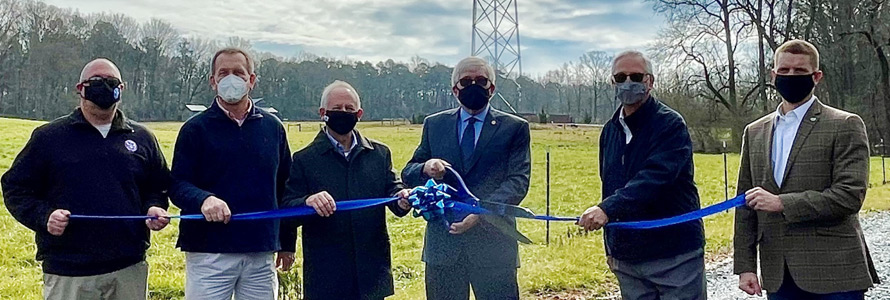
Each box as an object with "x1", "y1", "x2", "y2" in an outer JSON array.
[{"x1": 409, "y1": 180, "x2": 456, "y2": 227}]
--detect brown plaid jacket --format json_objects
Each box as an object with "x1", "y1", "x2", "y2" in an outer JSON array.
[{"x1": 733, "y1": 99, "x2": 879, "y2": 293}]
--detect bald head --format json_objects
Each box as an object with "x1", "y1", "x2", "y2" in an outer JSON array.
[{"x1": 80, "y1": 58, "x2": 122, "y2": 82}]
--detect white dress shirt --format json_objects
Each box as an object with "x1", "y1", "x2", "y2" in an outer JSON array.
[
  {"x1": 619, "y1": 109, "x2": 632, "y2": 144},
  {"x1": 772, "y1": 96, "x2": 816, "y2": 187}
]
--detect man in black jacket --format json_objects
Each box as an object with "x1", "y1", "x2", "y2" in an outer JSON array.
[
  {"x1": 283, "y1": 80, "x2": 411, "y2": 300},
  {"x1": 577, "y1": 51, "x2": 705, "y2": 300},
  {"x1": 169, "y1": 47, "x2": 292, "y2": 300},
  {"x1": 2, "y1": 58, "x2": 170, "y2": 300}
]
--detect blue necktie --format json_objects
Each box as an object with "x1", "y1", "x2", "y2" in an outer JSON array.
[{"x1": 461, "y1": 117, "x2": 477, "y2": 166}]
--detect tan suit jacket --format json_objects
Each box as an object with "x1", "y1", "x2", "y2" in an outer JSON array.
[{"x1": 733, "y1": 99, "x2": 879, "y2": 293}]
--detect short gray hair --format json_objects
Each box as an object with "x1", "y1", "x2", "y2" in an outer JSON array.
[
  {"x1": 320, "y1": 80, "x2": 361, "y2": 109},
  {"x1": 451, "y1": 56, "x2": 496, "y2": 87},
  {"x1": 611, "y1": 50, "x2": 654, "y2": 75}
]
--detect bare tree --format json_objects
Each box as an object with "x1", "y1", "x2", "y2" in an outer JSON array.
[
  {"x1": 839, "y1": 0, "x2": 890, "y2": 142},
  {"x1": 579, "y1": 51, "x2": 613, "y2": 123},
  {"x1": 651, "y1": 0, "x2": 763, "y2": 147}
]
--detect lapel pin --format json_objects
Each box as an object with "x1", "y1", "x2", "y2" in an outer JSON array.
[
  {"x1": 491, "y1": 120, "x2": 497, "y2": 125},
  {"x1": 810, "y1": 117, "x2": 817, "y2": 122}
]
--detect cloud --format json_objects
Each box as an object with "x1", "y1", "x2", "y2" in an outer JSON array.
[{"x1": 40, "y1": 0, "x2": 664, "y2": 75}]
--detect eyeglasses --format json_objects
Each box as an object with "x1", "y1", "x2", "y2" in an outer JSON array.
[
  {"x1": 458, "y1": 76, "x2": 490, "y2": 88},
  {"x1": 612, "y1": 73, "x2": 649, "y2": 83},
  {"x1": 81, "y1": 76, "x2": 122, "y2": 88}
]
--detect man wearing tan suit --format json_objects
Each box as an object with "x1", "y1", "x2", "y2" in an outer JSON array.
[{"x1": 734, "y1": 39, "x2": 879, "y2": 299}]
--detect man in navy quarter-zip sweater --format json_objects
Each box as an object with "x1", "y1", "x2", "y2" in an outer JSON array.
[
  {"x1": 577, "y1": 50, "x2": 705, "y2": 300},
  {"x1": 2, "y1": 58, "x2": 170, "y2": 300},
  {"x1": 169, "y1": 47, "x2": 293, "y2": 300}
]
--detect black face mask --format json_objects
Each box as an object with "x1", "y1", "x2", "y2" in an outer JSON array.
[
  {"x1": 83, "y1": 77, "x2": 122, "y2": 109},
  {"x1": 458, "y1": 84, "x2": 490, "y2": 110},
  {"x1": 325, "y1": 110, "x2": 358, "y2": 135},
  {"x1": 775, "y1": 74, "x2": 815, "y2": 104}
]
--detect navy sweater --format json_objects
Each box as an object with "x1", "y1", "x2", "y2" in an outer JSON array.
[
  {"x1": 170, "y1": 101, "x2": 294, "y2": 253},
  {"x1": 1, "y1": 109, "x2": 169, "y2": 276},
  {"x1": 598, "y1": 97, "x2": 704, "y2": 261}
]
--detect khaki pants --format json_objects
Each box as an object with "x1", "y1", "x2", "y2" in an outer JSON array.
[
  {"x1": 185, "y1": 252, "x2": 277, "y2": 300},
  {"x1": 43, "y1": 261, "x2": 148, "y2": 300}
]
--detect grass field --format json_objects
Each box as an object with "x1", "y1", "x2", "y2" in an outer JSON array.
[{"x1": 0, "y1": 118, "x2": 888, "y2": 299}]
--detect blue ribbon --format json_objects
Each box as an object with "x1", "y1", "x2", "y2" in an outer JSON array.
[
  {"x1": 532, "y1": 195, "x2": 746, "y2": 229},
  {"x1": 437, "y1": 165, "x2": 745, "y2": 229},
  {"x1": 70, "y1": 164, "x2": 747, "y2": 231},
  {"x1": 605, "y1": 195, "x2": 745, "y2": 229},
  {"x1": 69, "y1": 197, "x2": 398, "y2": 221}
]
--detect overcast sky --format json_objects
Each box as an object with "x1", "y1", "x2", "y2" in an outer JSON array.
[{"x1": 42, "y1": 0, "x2": 665, "y2": 76}]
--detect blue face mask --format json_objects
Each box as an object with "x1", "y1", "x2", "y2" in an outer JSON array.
[{"x1": 615, "y1": 81, "x2": 648, "y2": 105}]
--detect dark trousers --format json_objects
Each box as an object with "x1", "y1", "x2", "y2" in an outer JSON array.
[
  {"x1": 425, "y1": 262, "x2": 519, "y2": 300},
  {"x1": 768, "y1": 267, "x2": 865, "y2": 300},
  {"x1": 608, "y1": 248, "x2": 707, "y2": 300}
]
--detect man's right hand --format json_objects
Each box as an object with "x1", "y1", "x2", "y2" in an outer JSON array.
[
  {"x1": 738, "y1": 272, "x2": 763, "y2": 296},
  {"x1": 306, "y1": 191, "x2": 336, "y2": 217},
  {"x1": 47, "y1": 209, "x2": 70, "y2": 236},
  {"x1": 201, "y1": 196, "x2": 231, "y2": 223},
  {"x1": 422, "y1": 159, "x2": 451, "y2": 180},
  {"x1": 577, "y1": 205, "x2": 609, "y2": 231}
]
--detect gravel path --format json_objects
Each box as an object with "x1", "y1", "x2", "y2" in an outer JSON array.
[{"x1": 707, "y1": 211, "x2": 890, "y2": 299}]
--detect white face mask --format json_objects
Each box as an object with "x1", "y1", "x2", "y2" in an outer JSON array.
[{"x1": 216, "y1": 74, "x2": 249, "y2": 104}]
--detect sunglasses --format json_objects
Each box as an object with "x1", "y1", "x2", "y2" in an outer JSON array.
[
  {"x1": 612, "y1": 73, "x2": 649, "y2": 83},
  {"x1": 458, "y1": 76, "x2": 490, "y2": 88},
  {"x1": 81, "y1": 76, "x2": 122, "y2": 88}
]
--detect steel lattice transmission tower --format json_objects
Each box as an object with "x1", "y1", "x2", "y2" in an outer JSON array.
[{"x1": 471, "y1": 0, "x2": 522, "y2": 113}]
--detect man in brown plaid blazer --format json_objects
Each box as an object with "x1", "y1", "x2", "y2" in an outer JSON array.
[{"x1": 734, "y1": 39, "x2": 879, "y2": 299}]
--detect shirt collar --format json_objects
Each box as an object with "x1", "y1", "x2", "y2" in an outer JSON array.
[
  {"x1": 460, "y1": 105, "x2": 490, "y2": 123},
  {"x1": 776, "y1": 96, "x2": 816, "y2": 120},
  {"x1": 324, "y1": 128, "x2": 358, "y2": 155},
  {"x1": 620, "y1": 96, "x2": 657, "y2": 130},
  {"x1": 216, "y1": 97, "x2": 254, "y2": 123},
  {"x1": 70, "y1": 108, "x2": 133, "y2": 132}
]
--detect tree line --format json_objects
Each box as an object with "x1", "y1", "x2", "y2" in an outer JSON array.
[
  {"x1": 0, "y1": 0, "x2": 887, "y2": 152},
  {"x1": 0, "y1": 0, "x2": 616, "y2": 124}
]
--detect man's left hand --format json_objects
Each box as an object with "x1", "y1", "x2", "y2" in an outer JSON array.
[
  {"x1": 449, "y1": 214, "x2": 480, "y2": 234},
  {"x1": 745, "y1": 187, "x2": 784, "y2": 212},
  {"x1": 276, "y1": 251, "x2": 295, "y2": 271},
  {"x1": 577, "y1": 205, "x2": 609, "y2": 231},
  {"x1": 396, "y1": 189, "x2": 412, "y2": 211},
  {"x1": 146, "y1": 206, "x2": 170, "y2": 231}
]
